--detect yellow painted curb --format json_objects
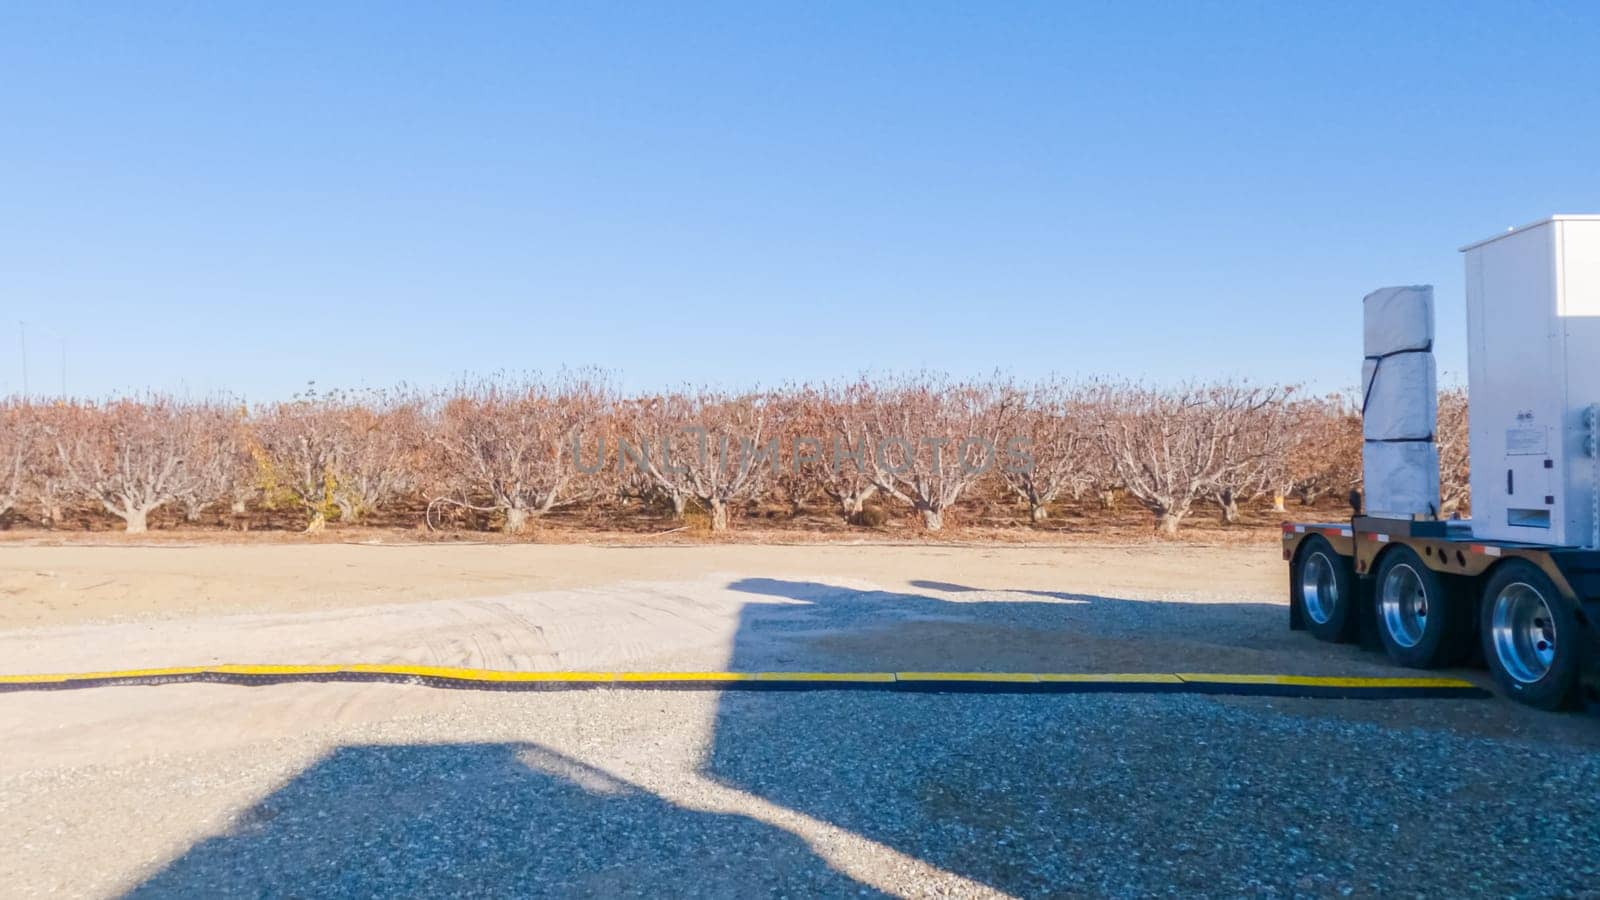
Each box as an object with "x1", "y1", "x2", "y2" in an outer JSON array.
[
  {"x1": 756, "y1": 672, "x2": 897, "y2": 683},
  {"x1": 615, "y1": 672, "x2": 754, "y2": 682},
  {"x1": 895, "y1": 672, "x2": 1041, "y2": 683},
  {"x1": 1037, "y1": 673, "x2": 1184, "y2": 683},
  {"x1": 0, "y1": 666, "x2": 1485, "y2": 697},
  {"x1": 1176, "y1": 673, "x2": 1477, "y2": 689}
]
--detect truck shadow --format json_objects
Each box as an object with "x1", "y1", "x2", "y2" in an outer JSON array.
[{"x1": 131, "y1": 742, "x2": 886, "y2": 898}]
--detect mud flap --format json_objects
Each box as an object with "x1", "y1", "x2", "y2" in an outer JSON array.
[
  {"x1": 1581, "y1": 600, "x2": 1600, "y2": 714},
  {"x1": 1356, "y1": 574, "x2": 1382, "y2": 651}
]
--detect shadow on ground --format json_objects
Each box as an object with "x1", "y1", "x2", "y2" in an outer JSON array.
[
  {"x1": 723, "y1": 576, "x2": 1326, "y2": 674},
  {"x1": 131, "y1": 742, "x2": 885, "y2": 897},
  {"x1": 703, "y1": 579, "x2": 1598, "y2": 896},
  {"x1": 132, "y1": 577, "x2": 1578, "y2": 897}
]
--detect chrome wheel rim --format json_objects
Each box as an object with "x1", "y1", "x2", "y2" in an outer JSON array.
[
  {"x1": 1302, "y1": 551, "x2": 1339, "y2": 625},
  {"x1": 1379, "y1": 563, "x2": 1428, "y2": 648},
  {"x1": 1491, "y1": 582, "x2": 1556, "y2": 684}
]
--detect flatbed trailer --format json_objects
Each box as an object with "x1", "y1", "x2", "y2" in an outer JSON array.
[{"x1": 1284, "y1": 516, "x2": 1600, "y2": 711}]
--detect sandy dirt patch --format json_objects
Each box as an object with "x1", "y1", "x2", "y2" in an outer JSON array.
[{"x1": 0, "y1": 541, "x2": 1282, "y2": 629}]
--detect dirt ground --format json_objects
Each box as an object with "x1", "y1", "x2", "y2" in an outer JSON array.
[
  {"x1": 0, "y1": 538, "x2": 1281, "y2": 629},
  {"x1": 3, "y1": 540, "x2": 1596, "y2": 897}
]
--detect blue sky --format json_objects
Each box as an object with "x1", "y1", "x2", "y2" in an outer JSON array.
[{"x1": 3, "y1": 1, "x2": 1597, "y2": 400}]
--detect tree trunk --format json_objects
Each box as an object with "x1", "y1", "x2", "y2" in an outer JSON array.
[
  {"x1": 670, "y1": 490, "x2": 688, "y2": 519},
  {"x1": 919, "y1": 506, "x2": 943, "y2": 531},
  {"x1": 1157, "y1": 512, "x2": 1182, "y2": 536},
  {"x1": 334, "y1": 496, "x2": 359, "y2": 523},
  {"x1": 504, "y1": 506, "x2": 532, "y2": 534},
  {"x1": 708, "y1": 498, "x2": 729, "y2": 532},
  {"x1": 124, "y1": 506, "x2": 151, "y2": 534},
  {"x1": 1030, "y1": 503, "x2": 1049, "y2": 524},
  {"x1": 184, "y1": 499, "x2": 204, "y2": 523},
  {"x1": 1218, "y1": 488, "x2": 1241, "y2": 525},
  {"x1": 305, "y1": 510, "x2": 327, "y2": 534},
  {"x1": 1099, "y1": 490, "x2": 1118, "y2": 510},
  {"x1": 837, "y1": 486, "x2": 877, "y2": 520},
  {"x1": 1271, "y1": 494, "x2": 1286, "y2": 513}
]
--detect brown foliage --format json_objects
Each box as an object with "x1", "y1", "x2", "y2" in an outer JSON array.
[
  {"x1": 1093, "y1": 381, "x2": 1292, "y2": 535},
  {"x1": 1437, "y1": 386, "x2": 1470, "y2": 517},
  {"x1": 53, "y1": 397, "x2": 204, "y2": 533},
  {"x1": 0, "y1": 377, "x2": 1474, "y2": 537},
  {"x1": 430, "y1": 376, "x2": 609, "y2": 533},
  {"x1": 851, "y1": 375, "x2": 1022, "y2": 531},
  {"x1": 621, "y1": 389, "x2": 783, "y2": 532}
]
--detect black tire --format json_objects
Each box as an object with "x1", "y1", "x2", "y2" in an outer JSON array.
[
  {"x1": 1480, "y1": 560, "x2": 1579, "y2": 711},
  {"x1": 1293, "y1": 536, "x2": 1356, "y2": 642},
  {"x1": 1373, "y1": 546, "x2": 1463, "y2": 668}
]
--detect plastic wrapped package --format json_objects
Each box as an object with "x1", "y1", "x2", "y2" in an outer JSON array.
[
  {"x1": 1362, "y1": 352, "x2": 1438, "y2": 441},
  {"x1": 1363, "y1": 440, "x2": 1442, "y2": 519},
  {"x1": 1363, "y1": 286, "x2": 1434, "y2": 356}
]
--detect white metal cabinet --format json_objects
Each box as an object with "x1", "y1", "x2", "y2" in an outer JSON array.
[{"x1": 1461, "y1": 215, "x2": 1600, "y2": 547}]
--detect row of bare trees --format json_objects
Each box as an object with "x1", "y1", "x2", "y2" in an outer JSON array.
[{"x1": 0, "y1": 378, "x2": 1470, "y2": 536}]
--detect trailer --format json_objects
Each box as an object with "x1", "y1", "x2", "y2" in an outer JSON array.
[
  {"x1": 1284, "y1": 517, "x2": 1600, "y2": 709},
  {"x1": 1285, "y1": 216, "x2": 1600, "y2": 711}
]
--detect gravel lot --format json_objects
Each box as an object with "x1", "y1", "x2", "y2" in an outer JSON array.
[{"x1": 2, "y1": 543, "x2": 1598, "y2": 897}]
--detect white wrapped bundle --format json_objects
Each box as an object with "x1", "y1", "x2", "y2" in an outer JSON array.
[
  {"x1": 1363, "y1": 286, "x2": 1434, "y2": 356},
  {"x1": 1363, "y1": 441, "x2": 1442, "y2": 519},
  {"x1": 1362, "y1": 352, "x2": 1438, "y2": 441},
  {"x1": 1360, "y1": 283, "x2": 1441, "y2": 519}
]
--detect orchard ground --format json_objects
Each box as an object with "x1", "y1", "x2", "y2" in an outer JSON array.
[{"x1": 2, "y1": 534, "x2": 1596, "y2": 897}]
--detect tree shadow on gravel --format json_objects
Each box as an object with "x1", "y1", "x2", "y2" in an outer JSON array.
[{"x1": 131, "y1": 742, "x2": 885, "y2": 898}]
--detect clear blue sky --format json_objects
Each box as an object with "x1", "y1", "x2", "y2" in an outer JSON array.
[{"x1": 3, "y1": 1, "x2": 1597, "y2": 400}]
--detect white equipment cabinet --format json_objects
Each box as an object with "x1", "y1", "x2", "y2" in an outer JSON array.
[{"x1": 1461, "y1": 215, "x2": 1600, "y2": 548}]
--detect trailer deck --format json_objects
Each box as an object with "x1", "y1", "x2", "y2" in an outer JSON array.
[{"x1": 1284, "y1": 517, "x2": 1600, "y2": 711}]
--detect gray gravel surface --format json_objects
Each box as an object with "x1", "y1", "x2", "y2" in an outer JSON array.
[
  {"x1": 4, "y1": 556, "x2": 1599, "y2": 898},
  {"x1": 5, "y1": 688, "x2": 1599, "y2": 899}
]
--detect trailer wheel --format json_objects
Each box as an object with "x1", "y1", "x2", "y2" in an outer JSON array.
[
  {"x1": 1480, "y1": 561, "x2": 1578, "y2": 710},
  {"x1": 1293, "y1": 536, "x2": 1355, "y2": 642},
  {"x1": 1373, "y1": 546, "x2": 1460, "y2": 668}
]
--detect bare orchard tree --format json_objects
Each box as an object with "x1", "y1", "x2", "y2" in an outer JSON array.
[
  {"x1": 760, "y1": 387, "x2": 817, "y2": 517},
  {"x1": 253, "y1": 391, "x2": 352, "y2": 532},
  {"x1": 331, "y1": 393, "x2": 426, "y2": 524},
  {"x1": 856, "y1": 375, "x2": 1022, "y2": 531},
  {"x1": 54, "y1": 397, "x2": 202, "y2": 533},
  {"x1": 1275, "y1": 394, "x2": 1363, "y2": 507},
  {"x1": 177, "y1": 403, "x2": 257, "y2": 523},
  {"x1": 1001, "y1": 379, "x2": 1097, "y2": 524},
  {"x1": 432, "y1": 376, "x2": 609, "y2": 533},
  {"x1": 1209, "y1": 387, "x2": 1297, "y2": 524},
  {"x1": 1095, "y1": 381, "x2": 1283, "y2": 536},
  {"x1": 22, "y1": 403, "x2": 74, "y2": 527},
  {"x1": 0, "y1": 400, "x2": 32, "y2": 519},
  {"x1": 792, "y1": 383, "x2": 880, "y2": 521},
  {"x1": 1436, "y1": 386, "x2": 1471, "y2": 517},
  {"x1": 624, "y1": 390, "x2": 782, "y2": 532}
]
